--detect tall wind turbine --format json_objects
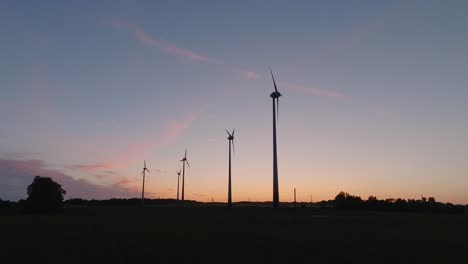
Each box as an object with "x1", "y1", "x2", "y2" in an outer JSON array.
[
  {"x1": 141, "y1": 160, "x2": 151, "y2": 205},
  {"x1": 180, "y1": 149, "x2": 190, "y2": 203},
  {"x1": 176, "y1": 169, "x2": 181, "y2": 200},
  {"x1": 226, "y1": 129, "x2": 235, "y2": 207},
  {"x1": 269, "y1": 67, "x2": 282, "y2": 208}
]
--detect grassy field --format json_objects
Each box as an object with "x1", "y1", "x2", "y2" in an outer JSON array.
[{"x1": 1, "y1": 206, "x2": 467, "y2": 264}]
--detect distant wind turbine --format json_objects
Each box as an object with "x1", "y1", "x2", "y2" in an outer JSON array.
[
  {"x1": 269, "y1": 67, "x2": 282, "y2": 208},
  {"x1": 180, "y1": 149, "x2": 190, "y2": 204},
  {"x1": 141, "y1": 160, "x2": 151, "y2": 205},
  {"x1": 176, "y1": 169, "x2": 181, "y2": 200},
  {"x1": 294, "y1": 187, "x2": 297, "y2": 207},
  {"x1": 226, "y1": 129, "x2": 235, "y2": 207}
]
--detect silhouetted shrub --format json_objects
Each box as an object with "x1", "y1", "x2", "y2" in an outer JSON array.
[{"x1": 23, "y1": 176, "x2": 66, "y2": 213}]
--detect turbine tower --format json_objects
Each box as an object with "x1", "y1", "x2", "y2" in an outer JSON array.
[
  {"x1": 294, "y1": 187, "x2": 297, "y2": 207},
  {"x1": 226, "y1": 129, "x2": 235, "y2": 207},
  {"x1": 269, "y1": 67, "x2": 282, "y2": 208},
  {"x1": 180, "y1": 149, "x2": 190, "y2": 204},
  {"x1": 176, "y1": 169, "x2": 181, "y2": 200},
  {"x1": 141, "y1": 160, "x2": 151, "y2": 205}
]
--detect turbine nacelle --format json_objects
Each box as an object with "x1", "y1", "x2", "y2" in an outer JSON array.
[
  {"x1": 226, "y1": 129, "x2": 235, "y2": 153},
  {"x1": 226, "y1": 129, "x2": 235, "y2": 141},
  {"x1": 270, "y1": 91, "x2": 282, "y2": 98},
  {"x1": 180, "y1": 149, "x2": 190, "y2": 167},
  {"x1": 269, "y1": 67, "x2": 282, "y2": 120},
  {"x1": 142, "y1": 160, "x2": 150, "y2": 174}
]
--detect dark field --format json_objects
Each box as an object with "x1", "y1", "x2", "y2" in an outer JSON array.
[{"x1": 1, "y1": 206, "x2": 467, "y2": 264}]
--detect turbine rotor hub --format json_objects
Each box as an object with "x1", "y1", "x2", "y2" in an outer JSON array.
[{"x1": 270, "y1": 91, "x2": 282, "y2": 98}]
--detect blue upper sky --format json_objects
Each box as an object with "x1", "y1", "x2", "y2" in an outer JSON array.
[{"x1": 1, "y1": 1, "x2": 467, "y2": 203}]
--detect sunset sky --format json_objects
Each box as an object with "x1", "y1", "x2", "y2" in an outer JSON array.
[{"x1": 1, "y1": 1, "x2": 467, "y2": 204}]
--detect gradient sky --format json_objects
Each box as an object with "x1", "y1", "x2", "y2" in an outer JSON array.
[{"x1": 1, "y1": 1, "x2": 467, "y2": 204}]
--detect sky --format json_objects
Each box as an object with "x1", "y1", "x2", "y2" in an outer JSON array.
[{"x1": 1, "y1": 0, "x2": 467, "y2": 204}]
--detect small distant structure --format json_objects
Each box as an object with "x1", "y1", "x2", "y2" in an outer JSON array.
[
  {"x1": 226, "y1": 129, "x2": 235, "y2": 207},
  {"x1": 179, "y1": 149, "x2": 191, "y2": 204},
  {"x1": 176, "y1": 170, "x2": 181, "y2": 200},
  {"x1": 141, "y1": 160, "x2": 151, "y2": 205},
  {"x1": 294, "y1": 188, "x2": 297, "y2": 207}
]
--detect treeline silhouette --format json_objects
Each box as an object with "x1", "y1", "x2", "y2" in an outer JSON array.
[
  {"x1": 64, "y1": 198, "x2": 202, "y2": 207},
  {"x1": 0, "y1": 198, "x2": 15, "y2": 208},
  {"x1": 312, "y1": 191, "x2": 464, "y2": 213},
  {"x1": 2, "y1": 180, "x2": 467, "y2": 214}
]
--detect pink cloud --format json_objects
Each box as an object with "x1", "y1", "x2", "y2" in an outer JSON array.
[
  {"x1": 104, "y1": 19, "x2": 260, "y2": 80},
  {"x1": 73, "y1": 110, "x2": 201, "y2": 173},
  {"x1": 282, "y1": 82, "x2": 351, "y2": 100},
  {"x1": 105, "y1": 19, "x2": 209, "y2": 62},
  {"x1": 134, "y1": 29, "x2": 209, "y2": 62},
  {"x1": 0, "y1": 159, "x2": 139, "y2": 200},
  {"x1": 113, "y1": 176, "x2": 139, "y2": 186},
  {"x1": 242, "y1": 71, "x2": 261, "y2": 80}
]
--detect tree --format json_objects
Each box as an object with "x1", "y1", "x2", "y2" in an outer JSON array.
[
  {"x1": 334, "y1": 191, "x2": 362, "y2": 209},
  {"x1": 24, "y1": 176, "x2": 66, "y2": 213}
]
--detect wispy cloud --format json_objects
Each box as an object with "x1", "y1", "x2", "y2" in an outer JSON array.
[
  {"x1": 0, "y1": 159, "x2": 138, "y2": 201},
  {"x1": 72, "y1": 110, "x2": 201, "y2": 173},
  {"x1": 104, "y1": 19, "x2": 258, "y2": 80},
  {"x1": 104, "y1": 19, "x2": 351, "y2": 98},
  {"x1": 241, "y1": 71, "x2": 261, "y2": 80},
  {"x1": 105, "y1": 20, "x2": 210, "y2": 62},
  {"x1": 134, "y1": 29, "x2": 210, "y2": 62},
  {"x1": 282, "y1": 82, "x2": 351, "y2": 100}
]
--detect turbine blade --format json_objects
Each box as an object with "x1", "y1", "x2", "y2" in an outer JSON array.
[
  {"x1": 232, "y1": 128, "x2": 235, "y2": 137},
  {"x1": 146, "y1": 169, "x2": 151, "y2": 173},
  {"x1": 186, "y1": 160, "x2": 190, "y2": 168},
  {"x1": 185, "y1": 149, "x2": 187, "y2": 159},
  {"x1": 232, "y1": 139, "x2": 235, "y2": 154},
  {"x1": 269, "y1": 67, "x2": 278, "y2": 93},
  {"x1": 226, "y1": 129, "x2": 231, "y2": 137},
  {"x1": 144, "y1": 160, "x2": 146, "y2": 168}
]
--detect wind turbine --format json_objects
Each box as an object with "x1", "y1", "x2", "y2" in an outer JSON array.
[
  {"x1": 180, "y1": 149, "x2": 190, "y2": 204},
  {"x1": 269, "y1": 67, "x2": 282, "y2": 208},
  {"x1": 226, "y1": 129, "x2": 235, "y2": 207},
  {"x1": 176, "y1": 169, "x2": 181, "y2": 200},
  {"x1": 141, "y1": 160, "x2": 151, "y2": 205}
]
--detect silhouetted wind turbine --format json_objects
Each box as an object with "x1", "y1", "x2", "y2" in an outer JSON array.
[
  {"x1": 141, "y1": 160, "x2": 150, "y2": 205},
  {"x1": 176, "y1": 169, "x2": 181, "y2": 200},
  {"x1": 269, "y1": 67, "x2": 282, "y2": 208},
  {"x1": 180, "y1": 149, "x2": 190, "y2": 203},
  {"x1": 226, "y1": 129, "x2": 235, "y2": 207}
]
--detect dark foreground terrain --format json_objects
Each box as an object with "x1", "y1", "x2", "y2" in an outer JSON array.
[{"x1": 1, "y1": 206, "x2": 466, "y2": 264}]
